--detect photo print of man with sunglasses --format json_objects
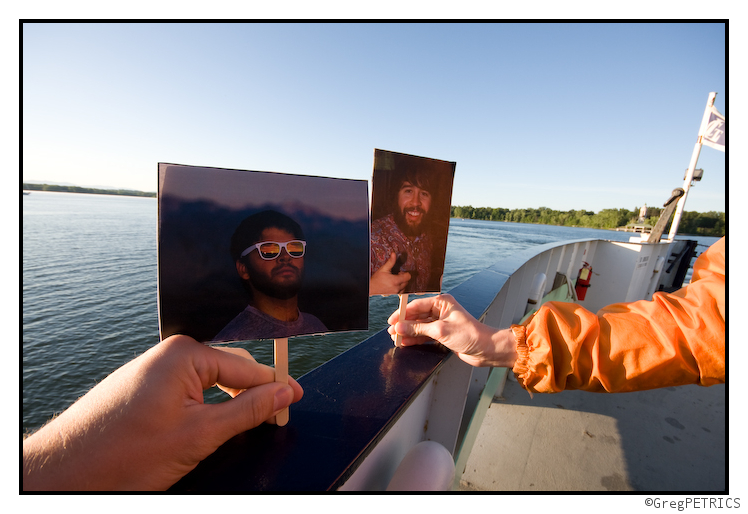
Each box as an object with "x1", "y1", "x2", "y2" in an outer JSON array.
[{"x1": 214, "y1": 210, "x2": 328, "y2": 341}]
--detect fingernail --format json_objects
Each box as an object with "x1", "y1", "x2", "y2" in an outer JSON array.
[{"x1": 273, "y1": 385, "x2": 294, "y2": 412}]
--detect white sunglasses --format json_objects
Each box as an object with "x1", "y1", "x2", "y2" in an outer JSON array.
[{"x1": 240, "y1": 240, "x2": 306, "y2": 260}]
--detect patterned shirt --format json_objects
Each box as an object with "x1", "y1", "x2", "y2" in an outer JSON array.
[{"x1": 370, "y1": 213, "x2": 434, "y2": 293}]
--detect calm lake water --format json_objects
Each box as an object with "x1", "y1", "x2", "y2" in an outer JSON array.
[{"x1": 22, "y1": 191, "x2": 720, "y2": 433}]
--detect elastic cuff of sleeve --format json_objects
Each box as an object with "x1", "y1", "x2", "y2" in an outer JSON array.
[{"x1": 510, "y1": 324, "x2": 533, "y2": 397}]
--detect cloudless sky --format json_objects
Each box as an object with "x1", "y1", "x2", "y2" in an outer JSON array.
[{"x1": 22, "y1": 22, "x2": 726, "y2": 213}]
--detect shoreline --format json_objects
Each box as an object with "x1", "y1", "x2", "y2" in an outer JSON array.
[
  {"x1": 449, "y1": 217, "x2": 724, "y2": 238},
  {"x1": 22, "y1": 184, "x2": 156, "y2": 198}
]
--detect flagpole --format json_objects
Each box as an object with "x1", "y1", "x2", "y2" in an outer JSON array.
[{"x1": 666, "y1": 92, "x2": 717, "y2": 241}]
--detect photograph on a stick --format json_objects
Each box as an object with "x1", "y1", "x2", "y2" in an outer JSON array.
[
  {"x1": 158, "y1": 163, "x2": 370, "y2": 344},
  {"x1": 370, "y1": 149, "x2": 456, "y2": 295}
]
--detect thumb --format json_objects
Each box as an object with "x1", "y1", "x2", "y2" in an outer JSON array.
[
  {"x1": 379, "y1": 252, "x2": 397, "y2": 272},
  {"x1": 208, "y1": 382, "x2": 295, "y2": 441},
  {"x1": 396, "y1": 319, "x2": 439, "y2": 342}
]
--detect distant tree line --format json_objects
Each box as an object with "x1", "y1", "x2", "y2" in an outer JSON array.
[
  {"x1": 23, "y1": 183, "x2": 156, "y2": 198},
  {"x1": 450, "y1": 205, "x2": 725, "y2": 237}
]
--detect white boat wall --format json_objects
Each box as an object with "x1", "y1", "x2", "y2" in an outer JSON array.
[{"x1": 170, "y1": 236, "x2": 699, "y2": 492}]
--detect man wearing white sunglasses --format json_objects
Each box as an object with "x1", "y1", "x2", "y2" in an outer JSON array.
[{"x1": 214, "y1": 210, "x2": 327, "y2": 342}]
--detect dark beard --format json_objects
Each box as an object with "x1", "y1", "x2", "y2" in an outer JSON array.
[
  {"x1": 246, "y1": 262, "x2": 303, "y2": 300},
  {"x1": 393, "y1": 209, "x2": 429, "y2": 238}
]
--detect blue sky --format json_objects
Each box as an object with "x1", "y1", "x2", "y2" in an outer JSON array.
[{"x1": 22, "y1": 22, "x2": 726, "y2": 213}]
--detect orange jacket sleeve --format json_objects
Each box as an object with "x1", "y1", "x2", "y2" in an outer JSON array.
[{"x1": 512, "y1": 237, "x2": 725, "y2": 394}]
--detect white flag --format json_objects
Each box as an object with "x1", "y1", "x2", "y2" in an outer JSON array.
[{"x1": 702, "y1": 104, "x2": 725, "y2": 152}]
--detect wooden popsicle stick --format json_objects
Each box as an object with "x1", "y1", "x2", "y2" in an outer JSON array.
[
  {"x1": 273, "y1": 338, "x2": 289, "y2": 426},
  {"x1": 395, "y1": 293, "x2": 408, "y2": 347}
]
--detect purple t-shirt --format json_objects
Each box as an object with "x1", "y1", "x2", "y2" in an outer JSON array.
[{"x1": 214, "y1": 304, "x2": 327, "y2": 342}]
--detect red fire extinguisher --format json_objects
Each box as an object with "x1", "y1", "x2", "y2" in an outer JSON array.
[{"x1": 575, "y1": 262, "x2": 593, "y2": 301}]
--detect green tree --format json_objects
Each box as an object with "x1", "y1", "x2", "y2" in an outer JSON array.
[{"x1": 449, "y1": 204, "x2": 724, "y2": 236}]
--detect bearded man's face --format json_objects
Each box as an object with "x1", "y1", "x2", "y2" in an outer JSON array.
[
  {"x1": 243, "y1": 227, "x2": 304, "y2": 299},
  {"x1": 394, "y1": 181, "x2": 432, "y2": 237}
]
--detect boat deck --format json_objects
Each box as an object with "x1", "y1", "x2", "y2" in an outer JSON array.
[{"x1": 459, "y1": 376, "x2": 725, "y2": 491}]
